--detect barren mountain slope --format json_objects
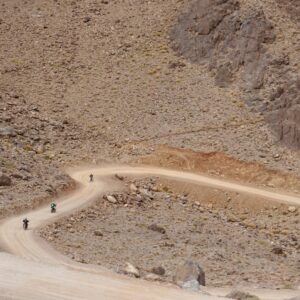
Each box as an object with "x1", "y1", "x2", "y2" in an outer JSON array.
[
  {"x1": 171, "y1": 0, "x2": 300, "y2": 147},
  {"x1": 0, "y1": 0, "x2": 299, "y2": 212}
]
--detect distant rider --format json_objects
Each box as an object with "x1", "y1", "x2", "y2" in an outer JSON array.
[
  {"x1": 23, "y1": 218, "x2": 29, "y2": 230},
  {"x1": 89, "y1": 174, "x2": 94, "y2": 182},
  {"x1": 50, "y1": 202, "x2": 57, "y2": 213}
]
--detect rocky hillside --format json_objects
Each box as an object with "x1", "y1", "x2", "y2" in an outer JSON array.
[
  {"x1": 0, "y1": 0, "x2": 300, "y2": 214},
  {"x1": 171, "y1": 0, "x2": 300, "y2": 148},
  {"x1": 41, "y1": 176, "x2": 300, "y2": 289}
]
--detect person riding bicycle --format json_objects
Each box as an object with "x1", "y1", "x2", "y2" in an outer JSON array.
[
  {"x1": 89, "y1": 174, "x2": 94, "y2": 182},
  {"x1": 23, "y1": 218, "x2": 29, "y2": 229}
]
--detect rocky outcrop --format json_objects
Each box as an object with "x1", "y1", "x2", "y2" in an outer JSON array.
[
  {"x1": 171, "y1": 0, "x2": 300, "y2": 148},
  {"x1": 171, "y1": 0, "x2": 274, "y2": 89}
]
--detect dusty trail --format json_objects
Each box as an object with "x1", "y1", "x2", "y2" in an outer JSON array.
[{"x1": 0, "y1": 165, "x2": 299, "y2": 300}]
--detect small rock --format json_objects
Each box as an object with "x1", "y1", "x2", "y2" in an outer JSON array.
[
  {"x1": 124, "y1": 263, "x2": 140, "y2": 278},
  {"x1": 0, "y1": 126, "x2": 16, "y2": 137},
  {"x1": 272, "y1": 246, "x2": 284, "y2": 255},
  {"x1": 168, "y1": 61, "x2": 186, "y2": 69},
  {"x1": 226, "y1": 290, "x2": 260, "y2": 300},
  {"x1": 83, "y1": 16, "x2": 91, "y2": 23},
  {"x1": 139, "y1": 188, "x2": 153, "y2": 198},
  {"x1": 145, "y1": 273, "x2": 162, "y2": 281},
  {"x1": 106, "y1": 195, "x2": 117, "y2": 204},
  {"x1": 288, "y1": 206, "x2": 297, "y2": 213},
  {"x1": 94, "y1": 230, "x2": 103, "y2": 237},
  {"x1": 35, "y1": 145, "x2": 45, "y2": 154},
  {"x1": 151, "y1": 186, "x2": 159, "y2": 192},
  {"x1": 151, "y1": 266, "x2": 165, "y2": 276},
  {"x1": 45, "y1": 186, "x2": 54, "y2": 193},
  {"x1": 0, "y1": 173, "x2": 12, "y2": 186},
  {"x1": 11, "y1": 173, "x2": 23, "y2": 179},
  {"x1": 136, "y1": 194, "x2": 143, "y2": 202},
  {"x1": 66, "y1": 224, "x2": 72, "y2": 229},
  {"x1": 115, "y1": 174, "x2": 124, "y2": 181},
  {"x1": 130, "y1": 183, "x2": 138, "y2": 192},
  {"x1": 227, "y1": 215, "x2": 239, "y2": 222},
  {"x1": 148, "y1": 224, "x2": 166, "y2": 234}
]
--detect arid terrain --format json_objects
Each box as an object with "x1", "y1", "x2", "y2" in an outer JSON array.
[
  {"x1": 0, "y1": 0, "x2": 300, "y2": 298},
  {"x1": 1, "y1": 0, "x2": 300, "y2": 215},
  {"x1": 40, "y1": 174, "x2": 300, "y2": 289}
]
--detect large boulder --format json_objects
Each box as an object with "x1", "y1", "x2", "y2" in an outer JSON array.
[
  {"x1": 173, "y1": 260, "x2": 205, "y2": 289},
  {"x1": 0, "y1": 173, "x2": 12, "y2": 186},
  {"x1": 226, "y1": 290, "x2": 260, "y2": 300}
]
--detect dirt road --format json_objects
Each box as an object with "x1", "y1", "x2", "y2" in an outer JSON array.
[{"x1": 0, "y1": 165, "x2": 299, "y2": 299}]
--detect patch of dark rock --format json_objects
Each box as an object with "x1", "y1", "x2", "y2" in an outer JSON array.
[
  {"x1": 226, "y1": 290, "x2": 260, "y2": 300},
  {"x1": 148, "y1": 224, "x2": 166, "y2": 234},
  {"x1": 151, "y1": 266, "x2": 166, "y2": 276}
]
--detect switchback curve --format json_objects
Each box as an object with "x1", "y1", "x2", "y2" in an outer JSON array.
[{"x1": 0, "y1": 165, "x2": 299, "y2": 300}]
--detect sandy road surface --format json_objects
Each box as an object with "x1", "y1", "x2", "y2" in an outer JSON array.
[{"x1": 0, "y1": 165, "x2": 299, "y2": 300}]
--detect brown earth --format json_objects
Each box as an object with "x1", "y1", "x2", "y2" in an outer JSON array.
[
  {"x1": 1, "y1": 0, "x2": 300, "y2": 292},
  {"x1": 140, "y1": 145, "x2": 300, "y2": 193},
  {"x1": 40, "y1": 175, "x2": 300, "y2": 289},
  {"x1": 1, "y1": 0, "x2": 300, "y2": 215}
]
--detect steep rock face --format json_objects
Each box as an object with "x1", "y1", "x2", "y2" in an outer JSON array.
[
  {"x1": 170, "y1": 0, "x2": 300, "y2": 148},
  {"x1": 170, "y1": 0, "x2": 274, "y2": 89},
  {"x1": 265, "y1": 72, "x2": 300, "y2": 147}
]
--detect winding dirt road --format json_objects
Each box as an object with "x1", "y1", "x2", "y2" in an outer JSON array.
[{"x1": 0, "y1": 165, "x2": 299, "y2": 300}]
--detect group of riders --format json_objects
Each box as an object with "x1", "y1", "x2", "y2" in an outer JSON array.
[{"x1": 22, "y1": 174, "x2": 94, "y2": 230}]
